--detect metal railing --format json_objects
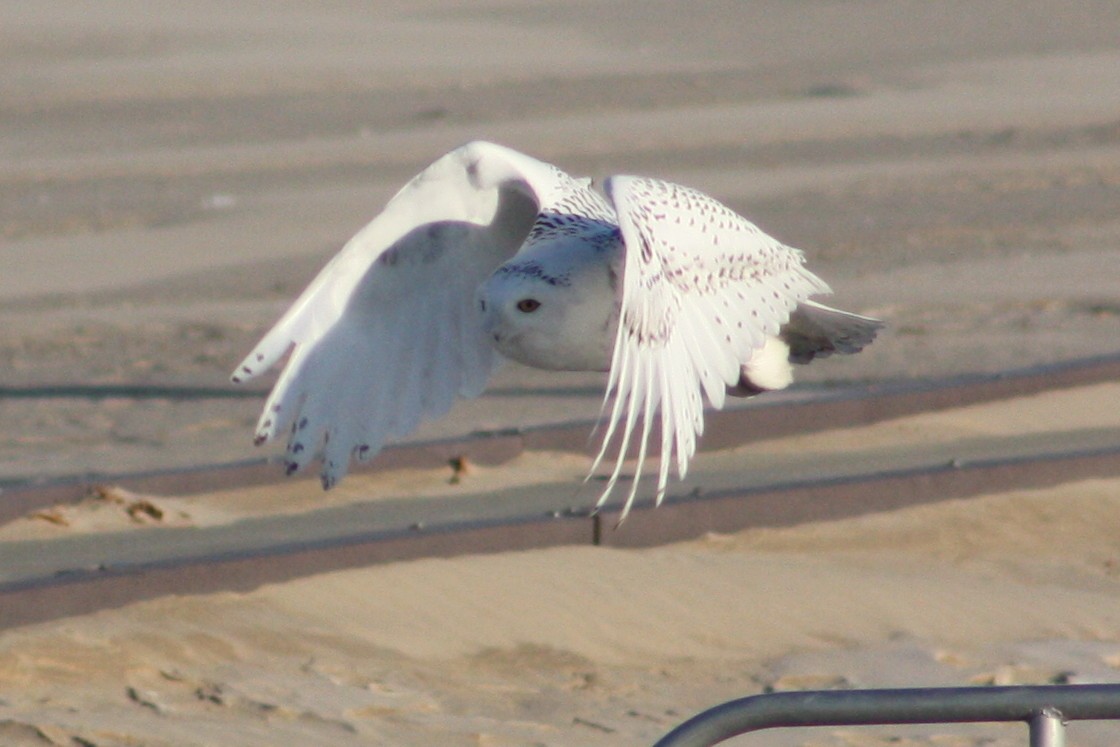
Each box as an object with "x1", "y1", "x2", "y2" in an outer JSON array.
[{"x1": 653, "y1": 684, "x2": 1120, "y2": 747}]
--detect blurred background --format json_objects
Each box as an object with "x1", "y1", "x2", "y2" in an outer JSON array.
[{"x1": 1, "y1": 0, "x2": 1118, "y2": 478}]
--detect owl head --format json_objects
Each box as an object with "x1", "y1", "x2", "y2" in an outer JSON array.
[{"x1": 476, "y1": 238, "x2": 619, "y2": 372}]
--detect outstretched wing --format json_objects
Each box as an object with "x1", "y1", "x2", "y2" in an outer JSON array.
[
  {"x1": 232, "y1": 141, "x2": 573, "y2": 487},
  {"x1": 596, "y1": 175, "x2": 832, "y2": 520}
]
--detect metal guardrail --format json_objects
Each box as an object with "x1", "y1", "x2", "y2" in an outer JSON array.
[{"x1": 652, "y1": 684, "x2": 1120, "y2": 747}]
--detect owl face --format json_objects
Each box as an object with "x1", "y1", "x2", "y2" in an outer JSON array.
[
  {"x1": 476, "y1": 243, "x2": 618, "y2": 372},
  {"x1": 476, "y1": 265, "x2": 568, "y2": 368}
]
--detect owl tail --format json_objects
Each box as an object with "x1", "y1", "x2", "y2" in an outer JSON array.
[
  {"x1": 727, "y1": 300, "x2": 883, "y2": 398},
  {"x1": 782, "y1": 299, "x2": 884, "y2": 363}
]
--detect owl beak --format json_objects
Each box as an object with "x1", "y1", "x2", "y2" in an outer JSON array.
[{"x1": 483, "y1": 320, "x2": 502, "y2": 345}]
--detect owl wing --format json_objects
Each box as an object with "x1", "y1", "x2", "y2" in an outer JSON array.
[
  {"x1": 596, "y1": 175, "x2": 833, "y2": 521},
  {"x1": 232, "y1": 141, "x2": 574, "y2": 488}
]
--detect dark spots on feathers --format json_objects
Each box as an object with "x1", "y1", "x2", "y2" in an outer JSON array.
[
  {"x1": 527, "y1": 208, "x2": 620, "y2": 252},
  {"x1": 494, "y1": 260, "x2": 572, "y2": 287}
]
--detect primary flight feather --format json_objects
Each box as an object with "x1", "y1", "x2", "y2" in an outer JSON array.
[{"x1": 233, "y1": 141, "x2": 882, "y2": 521}]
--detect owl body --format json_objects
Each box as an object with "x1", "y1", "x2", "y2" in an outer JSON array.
[{"x1": 234, "y1": 141, "x2": 882, "y2": 518}]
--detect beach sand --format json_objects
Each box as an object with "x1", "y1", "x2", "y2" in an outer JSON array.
[
  {"x1": 1, "y1": 1, "x2": 1119, "y2": 744},
  {"x1": 4, "y1": 472, "x2": 1120, "y2": 746}
]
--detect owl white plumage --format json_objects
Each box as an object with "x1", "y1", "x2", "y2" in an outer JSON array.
[{"x1": 233, "y1": 141, "x2": 881, "y2": 521}]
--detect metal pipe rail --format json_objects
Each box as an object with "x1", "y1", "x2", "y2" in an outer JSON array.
[{"x1": 652, "y1": 684, "x2": 1120, "y2": 747}]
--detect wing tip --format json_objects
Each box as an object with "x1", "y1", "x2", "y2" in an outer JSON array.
[{"x1": 230, "y1": 352, "x2": 267, "y2": 384}]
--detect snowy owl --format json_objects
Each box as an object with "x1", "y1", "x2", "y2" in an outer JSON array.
[{"x1": 233, "y1": 141, "x2": 881, "y2": 520}]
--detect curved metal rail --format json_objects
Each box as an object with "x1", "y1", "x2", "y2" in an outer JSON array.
[{"x1": 653, "y1": 684, "x2": 1120, "y2": 747}]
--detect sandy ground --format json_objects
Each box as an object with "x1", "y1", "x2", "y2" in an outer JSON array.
[
  {"x1": 4, "y1": 473, "x2": 1120, "y2": 746},
  {"x1": 3, "y1": 386, "x2": 1120, "y2": 746},
  {"x1": 1, "y1": 1, "x2": 1119, "y2": 745}
]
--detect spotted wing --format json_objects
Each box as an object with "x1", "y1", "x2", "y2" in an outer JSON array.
[{"x1": 596, "y1": 175, "x2": 832, "y2": 520}]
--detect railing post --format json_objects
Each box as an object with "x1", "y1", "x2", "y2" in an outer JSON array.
[{"x1": 1028, "y1": 708, "x2": 1065, "y2": 747}]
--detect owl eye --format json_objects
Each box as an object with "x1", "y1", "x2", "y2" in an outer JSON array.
[{"x1": 515, "y1": 298, "x2": 541, "y2": 313}]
